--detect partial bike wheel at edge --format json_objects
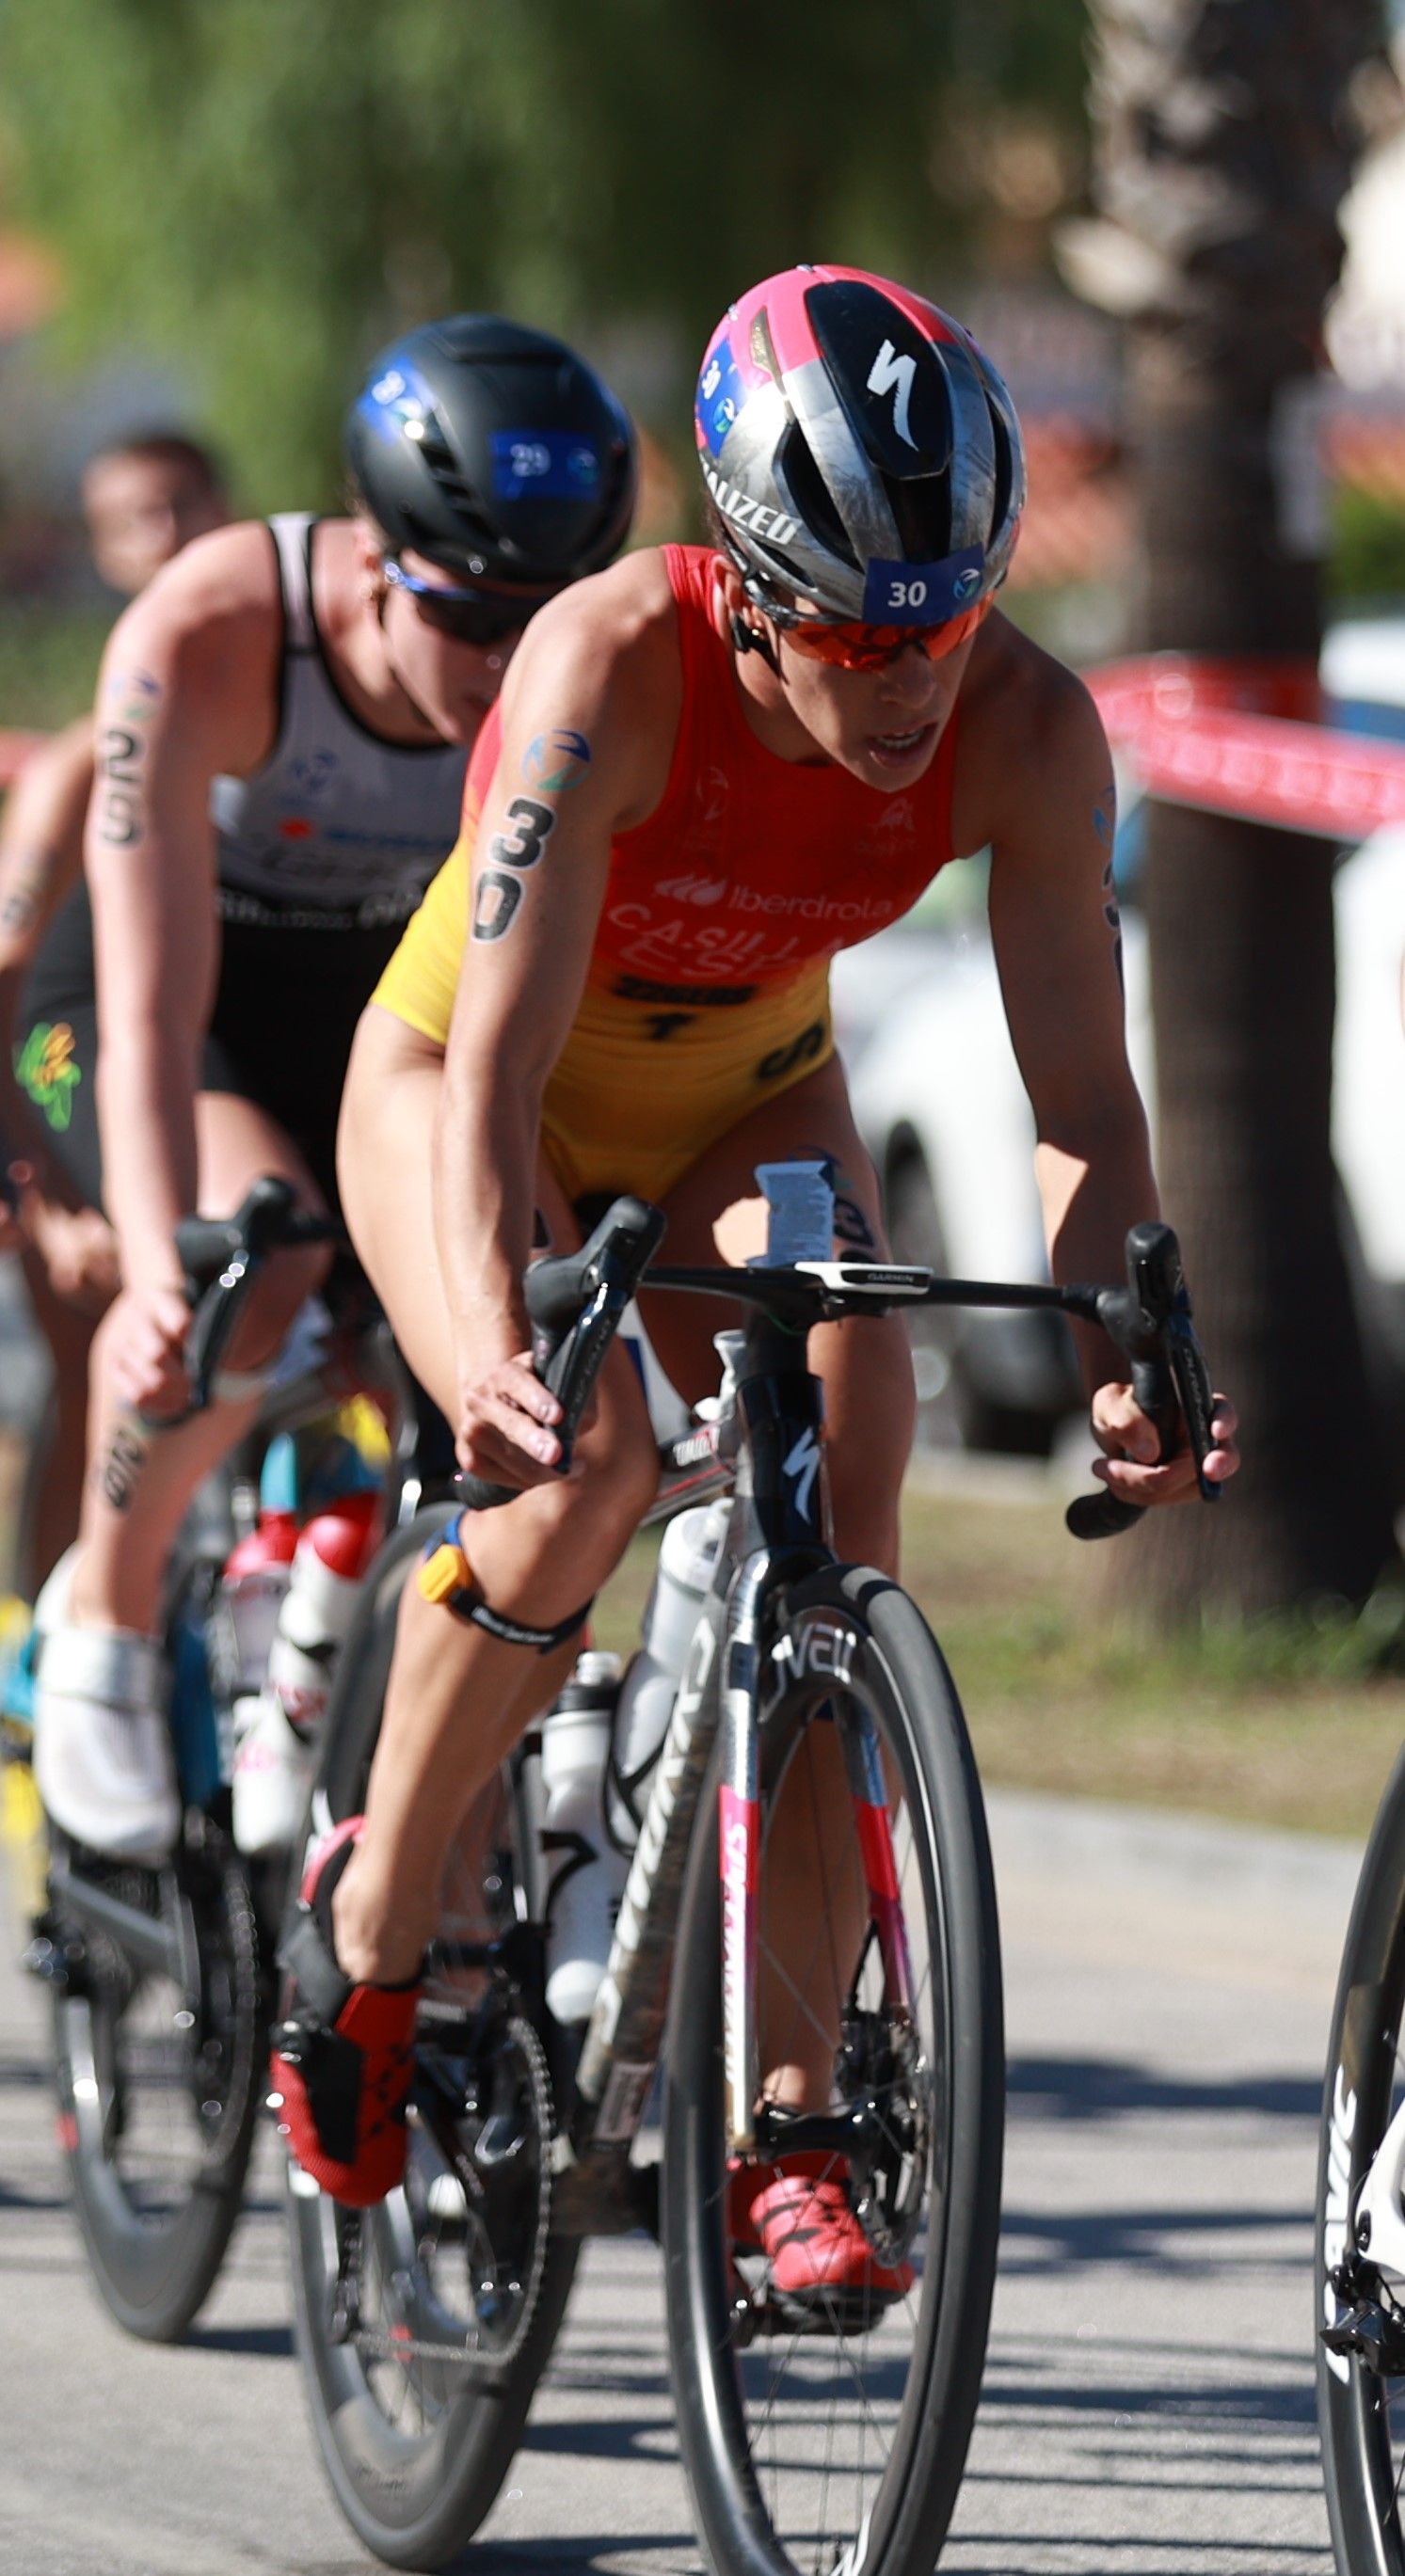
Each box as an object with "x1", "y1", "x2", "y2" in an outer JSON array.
[
  {"x1": 46, "y1": 1834, "x2": 262, "y2": 2342},
  {"x1": 663, "y1": 1561, "x2": 1004, "y2": 2576},
  {"x1": 1317, "y1": 1736, "x2": 1405, "y2": 2574},
  {"x1": 284, "y1": 1516, "x2": 580, "y2": 2572}
]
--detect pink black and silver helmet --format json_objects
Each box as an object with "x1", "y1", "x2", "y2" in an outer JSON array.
[{"x1": 695, "y1": 264, "x2": 1025, "y2": 628}]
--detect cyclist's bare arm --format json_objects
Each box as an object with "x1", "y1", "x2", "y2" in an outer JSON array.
[
  {"x1": 433, "y1": 554, "x2": 679, "y2": 1479},
  {"x1": 86, "y1": 524, "x2": 280, "y2": 1297},
  {"x1": 971, "y1": 633, "x2": 1237, "y2": 1497},
  {"x1": 0, "y1": 718, "x2": 98, "y2": 1200}
]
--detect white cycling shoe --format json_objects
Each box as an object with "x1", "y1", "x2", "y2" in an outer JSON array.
[
  {"x1": 32, "y1": 1549, "x2": 179, "y2": 1863},
  {"x1": 232, "y1": 1691, "x2": 317, "y2": 1856}
]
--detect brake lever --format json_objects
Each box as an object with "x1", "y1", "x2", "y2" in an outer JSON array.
[
  {"x1": 455, "y1": 1196, "x2": 666, "y2": 1514},
  {"x1": 1065, "y1": 1219, "x2": 1219, "y2": 1542}
]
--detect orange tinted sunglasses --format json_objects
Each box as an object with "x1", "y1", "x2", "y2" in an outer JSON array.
[{"x1": 771, "y1": 592, "x2": 992, "y2": 672}]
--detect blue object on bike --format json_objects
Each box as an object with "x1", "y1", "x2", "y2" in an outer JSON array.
[
  {"x1": 260, "y1": 1433, "x2": 301, "y2": 1515},
  {"x1": 0, "y1": 1622, "x2": 37, "y2": 1732},
  {"x1": 169, "y1": 1610, "x2": 222, "y2": 1807}
]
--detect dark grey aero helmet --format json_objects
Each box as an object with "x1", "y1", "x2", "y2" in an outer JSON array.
[
  {"x1": 695, "y1": 265, "x2": 1025, "y2": 625},
  {"x1": 346, "y1": 314, "x2": 637, "y2": 587}
]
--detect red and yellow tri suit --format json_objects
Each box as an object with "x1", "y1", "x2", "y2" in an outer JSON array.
[{"x1": 373, "y1": 545, "x2": 962, "y2": 1201}]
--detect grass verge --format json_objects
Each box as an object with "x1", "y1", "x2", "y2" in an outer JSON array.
[{"x1": 594, "y1": 1479, "x2": 1405, "y2": 1843}]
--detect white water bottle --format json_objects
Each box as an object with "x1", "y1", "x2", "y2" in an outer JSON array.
[
  {"x1": 233, "y1": 1493, "x2": 379, "y2": 1857},
  {"x1": 608, "y1": 1500, "x2": 728, "y2": 1851},
  {"x1": 541, "y1": 1650, "x2": 628, "y2": 2025},
  {"x1": 266, "y1": 1492, "x2": 379, "y2": 1735}
]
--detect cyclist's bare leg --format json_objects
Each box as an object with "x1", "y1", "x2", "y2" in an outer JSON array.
[
  {"x1": 69, "y1": 1090, "x2": 330, "y2": 1635},
  {"x1": 335, "y1": 1014, "x2": 659, "y2": 1983},
  {"x1": 640, "y1": 1054, "x2": 917, "y2": 2106},
  {"x1": 16, "y1": 1246, "x2": 104, "y2": 1594}
]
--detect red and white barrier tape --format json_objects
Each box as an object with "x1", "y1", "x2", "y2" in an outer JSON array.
[{"x1": 1087, "y1": 655, "x2": 1405, "y2": 840}]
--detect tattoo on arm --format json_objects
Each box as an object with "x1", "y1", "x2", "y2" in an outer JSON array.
[
  {"x1": 1097, "y1": 774, "x2": 1124, "y2": 994},
  {"x1": 470, "y1": 729, "x2": 595, "y2": 945},
  {"x1": 0, "y1": 856, "x2": 47, "y2": 939},
  {"x1": 95, "y1": 671, "x2": 162, "y2": 849},
  {"x1": 487, "y1": 798, "x2": 556, "y2": 871}
]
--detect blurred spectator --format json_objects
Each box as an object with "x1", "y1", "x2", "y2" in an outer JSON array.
[{"x1": 0, "y1": 430, "x2": 228, "y2": 1597}]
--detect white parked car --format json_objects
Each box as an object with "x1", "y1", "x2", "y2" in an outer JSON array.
[{"x1": 832, "y1": 699, "x2": 1405, "y2": 1452}]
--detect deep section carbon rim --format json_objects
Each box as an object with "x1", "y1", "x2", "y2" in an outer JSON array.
[
  {"x1": 1318, "y1": 1740, "x2": 1405, "y2": 2573},
  {"x1": 664, "y1": 1564, "x2": 1003, "y2": 2576}
]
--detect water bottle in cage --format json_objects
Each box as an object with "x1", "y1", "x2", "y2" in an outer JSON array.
[{"x1": 607, "y1": 1499, "x2": 729, "y2": 1852}]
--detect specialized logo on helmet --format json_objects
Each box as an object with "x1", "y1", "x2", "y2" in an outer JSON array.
[
  {"x1": 702, "y1": 463, "x2": 799, "y2": 550},
  {"x1": 866, "y1": 339, "x2": 918, "y2": 449}
]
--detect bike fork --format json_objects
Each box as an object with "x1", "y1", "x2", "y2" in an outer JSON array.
[{"x1": 719, "y1": 1561, "x2": 915, "y2": 2157}]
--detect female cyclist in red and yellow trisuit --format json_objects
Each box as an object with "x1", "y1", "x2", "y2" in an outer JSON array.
[
  {"x1": 277, "y1": 265, "x2": 1237, "y2": 2230},
  {"x1": 375, "y1": 538, "x2": 962, "y2": 1203}
]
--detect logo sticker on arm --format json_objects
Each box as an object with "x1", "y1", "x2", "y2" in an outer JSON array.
[
  {"x1": 523, "y1": 729, "x2": 592, "y2": 792},
  {"x1": 861, "y1": 547, "x2": 986, "y2": 627},
  {"x1": 491, "y1": 431, "x2": 600, "y2": 500}
]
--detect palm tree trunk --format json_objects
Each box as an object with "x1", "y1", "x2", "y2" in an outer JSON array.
[{"x1": 1080, "y1": 0, "x2": 1399, "y2": 1617}]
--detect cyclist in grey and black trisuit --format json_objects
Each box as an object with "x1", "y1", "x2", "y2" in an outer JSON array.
[{"x1": 28, "y1": 316, "x2": 637, "y2": 1867}]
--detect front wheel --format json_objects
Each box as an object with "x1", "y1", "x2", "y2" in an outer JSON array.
[
  {"x1": 48, "y1": 1837, "x2": 262, "y2": 2341},
  {"x1": 285, "y1": 1517, "x2": 580, "y2": 2571},
  {"x1": 663, "y1": 1562, "x2": 1004, "y2": 2576},
  {"x1": 1317, "y1": 1739, "x2": 1405, "y2": 2571}
]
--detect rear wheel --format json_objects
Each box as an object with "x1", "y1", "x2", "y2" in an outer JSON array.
[
  {"x1": 663, "y1": 1562, "x2": 1004, "y2": 2576},
  {"x1": 285, "y1": 1517, "x2": 580, "y2": 2570}
]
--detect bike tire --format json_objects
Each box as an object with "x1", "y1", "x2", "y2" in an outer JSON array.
[
  {"x1": 50, "y1": 1839, "x2": 261, "y2": 2342},
  {"x1": 663, "y1": 1560, "x2": 1004, "y2": 2576},
  {"x1": 1317, "y1": 1736, "x2": 1405, "y2": 2573},
  {"x1": 285, "y1": 1514, "x2": 580, "y2": 2572}
]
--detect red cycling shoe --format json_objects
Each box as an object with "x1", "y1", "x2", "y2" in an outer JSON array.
[
  {"x1": 268, "y1": 1817, "x2": 421, "y2": 2207},
  {"x1": 735, "y1": 2163, "x2": 916, "y2": 2327}
]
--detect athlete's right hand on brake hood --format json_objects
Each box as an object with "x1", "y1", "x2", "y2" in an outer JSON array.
[
  {"x1": 452, "y1": 1327, "x2": 568, "y2": 1490},
  {"x1": 105, "y1": 1280, "x2": 192, "y2": 1418}
]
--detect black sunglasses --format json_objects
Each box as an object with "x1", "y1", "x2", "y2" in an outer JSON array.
[{"x1": 382, "y1": 555, "x2": 556, "y2": 645}]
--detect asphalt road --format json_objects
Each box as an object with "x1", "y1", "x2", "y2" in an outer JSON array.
[{"x1": 0, "y1": 1789, "x2": 1364, "y2": 2576}]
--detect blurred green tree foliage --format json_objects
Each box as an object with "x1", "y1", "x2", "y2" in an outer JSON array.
[{"x1": 0, "y1": 0, "x2": 1088, "y2": 506}]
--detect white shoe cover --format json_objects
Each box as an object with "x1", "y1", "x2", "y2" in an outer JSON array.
[
  {"x1": 232, "y1": 1691, "x2": 317, "y2": 1855},
  {"x1": 34, "y1": 1604, "x2": 177, "y2": 1863}
]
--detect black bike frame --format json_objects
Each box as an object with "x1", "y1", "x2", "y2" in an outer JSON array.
[{"x1": 561, "y1": 1302, "x2": 898, "y2": 2221}]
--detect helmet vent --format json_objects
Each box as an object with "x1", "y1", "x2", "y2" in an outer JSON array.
[{"x1": 776, "y1": 422, "x2": 859, "y2": 574}]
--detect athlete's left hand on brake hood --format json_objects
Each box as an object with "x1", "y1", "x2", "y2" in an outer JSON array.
[{"x1": 1089, "y1": 1383, "x2": 1239, "y2": 1508}]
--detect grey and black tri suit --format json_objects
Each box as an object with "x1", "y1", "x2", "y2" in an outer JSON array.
[{"x1": 18, "y1": 514, "x2": 467, "y2": 1212}]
